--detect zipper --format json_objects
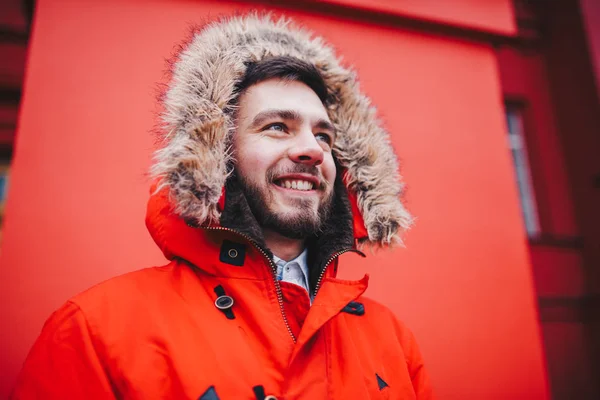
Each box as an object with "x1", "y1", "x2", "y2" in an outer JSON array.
[
  {"x1": 201, "y1": 226, "x2": 297, "y2": 343},
  {"x1": 312, "y1": 248, "x2": 365, "y2": 299}
]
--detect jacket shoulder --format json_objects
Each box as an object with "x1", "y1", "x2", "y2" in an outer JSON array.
[
  {"x1": 12, "y1": 264, "x2": 185, "y2": 398},
  {"x1": 58, "y1": 262, "x2": 194, "y2": 344},
  {"x1": 69, "y1": 263, "x2": 178, "y2": 309}
]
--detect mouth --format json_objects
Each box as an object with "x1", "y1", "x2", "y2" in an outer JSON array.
[{"x1": 272, "y1": 174, "x2": 320, "y2": 192}]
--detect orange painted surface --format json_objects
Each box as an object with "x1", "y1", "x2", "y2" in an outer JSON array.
[
  {"x1": 311, "y1": 0, "x2": 516, "y2": 35},
  {"x1": 0, "y1": 0, "x2": 547, "y2": 398}
]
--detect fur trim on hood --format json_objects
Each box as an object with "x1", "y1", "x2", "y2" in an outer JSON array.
[{"x1": 151, "y1": 13, "x2": 412, "y2": 246}]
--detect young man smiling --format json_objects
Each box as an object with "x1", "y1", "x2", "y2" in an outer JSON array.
[
  {"x1": 234, "y1": 62, "x2": 337, "y2": 267},
  {"x1": 13, "y1": 14, "x2": 433, "y2": 399}
]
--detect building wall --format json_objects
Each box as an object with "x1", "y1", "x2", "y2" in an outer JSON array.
[
  {"x1": 496, "y1": 45, "x2": 596, "y2": 399},
  {"x1": 496, "y1": 0, "x2": 600, "y2": 397},
  {"x1": 0, "y1": 0, "x2": 548, "y2": 398},
  {"x1": 301, "y1": 0, "x2": 516, "y2": 34},
  {"x1": 580, "y1": 0, "x2": 600, "y2": 96},
  {"x1": 541, "y1": 1, "x2": 600, "y2": 397}
]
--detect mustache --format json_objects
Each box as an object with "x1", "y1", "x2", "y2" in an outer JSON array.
[{"x1": 266, "y1": 164, "x2": 328, "y2": 190}]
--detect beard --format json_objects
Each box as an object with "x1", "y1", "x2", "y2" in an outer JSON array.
[{"x1": 237, "y1": 164, "x2": 334, "y2": 240}]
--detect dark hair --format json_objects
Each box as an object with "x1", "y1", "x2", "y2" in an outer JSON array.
[{"x1": 235, "y1": 56, "x2": 328, "y2": 104}]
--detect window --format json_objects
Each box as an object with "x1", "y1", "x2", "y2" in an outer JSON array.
[
  {"x1": 0, "y1": 166, "x2": 8, "y2": 245},
  {"x1": 505, "y1": 104, "x2": 541, "y2": 238},
  {"x1": 0, "y1": 169, "x2": 8, "y2": 204}
]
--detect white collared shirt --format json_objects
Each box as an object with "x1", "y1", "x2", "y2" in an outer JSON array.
[{"x1": 273, "y1": 248, "x2": 310, "y2": 296}]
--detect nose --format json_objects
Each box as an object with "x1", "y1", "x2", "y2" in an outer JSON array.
[{"x1": 288, "y1": 130, "x2": 324, "y2": 166}]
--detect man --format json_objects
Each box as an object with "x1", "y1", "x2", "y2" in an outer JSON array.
[{"x1": 12, "y1": 14, "x2": 432, "y2": 399}]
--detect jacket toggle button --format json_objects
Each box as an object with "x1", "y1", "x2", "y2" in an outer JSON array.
[{"x1": 215, "y1": 295, "x2": 234, "y2": 310}]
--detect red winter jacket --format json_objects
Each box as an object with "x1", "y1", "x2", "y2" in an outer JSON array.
[{"x1": 12, "y1": 188, "x2": 432, "y2": 399}]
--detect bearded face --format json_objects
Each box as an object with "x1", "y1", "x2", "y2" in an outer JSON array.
[
  {"x1": 232, "y1": 79, "x2": 337, "y2": 240},
  {"x1": 237, "y1": 162, "x2": 334, "y2": 239}
]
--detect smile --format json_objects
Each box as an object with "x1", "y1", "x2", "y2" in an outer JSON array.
[{"x1": 274, "y1": 179, "x2": 315, "y2": 191}]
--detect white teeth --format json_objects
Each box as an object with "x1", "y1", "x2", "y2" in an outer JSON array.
[{"x1": 277, "y1": 179, "x2": 315, "y2": 191}]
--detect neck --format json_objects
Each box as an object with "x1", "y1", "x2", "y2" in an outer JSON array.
[{"x1": 263, "y1": 229, "x2": 305, "y2": 261}]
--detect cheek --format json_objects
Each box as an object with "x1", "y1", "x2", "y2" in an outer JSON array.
[
  {"x1": 238, "y1": 153, "x2": 263, "y2": 171},
  {"x1": 234, "y1": 141, "x2": 277, "y2": 183},
  {"x1": 236, "y1": 153, "x2": 265, "y2": 183}
]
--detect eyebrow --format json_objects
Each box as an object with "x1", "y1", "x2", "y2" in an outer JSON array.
[{"x1": 249, "y1": 109, "x2": 337, "y2": 136}]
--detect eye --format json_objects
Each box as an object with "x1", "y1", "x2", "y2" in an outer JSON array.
[
  {"x1": 263, "y1": 123, "x2": 287, "y2": 132},
  {"x1": 315, "y1": 133, "x2": 333, "y2": 146}
]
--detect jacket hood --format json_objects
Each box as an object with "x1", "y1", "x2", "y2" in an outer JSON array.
[{"x1": 150, "y1": 13, "x2": 412, "y2": 246}]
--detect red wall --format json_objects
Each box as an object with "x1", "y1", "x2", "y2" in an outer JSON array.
[
  {"x1": 0, "y1": 0, "x2": 548, "y2": 398},
  {"x1": 580, "y1": 0, "x2": 600, "y2": 95},
  {"x1": 307, "y1": 0, "x2": 516, "y2": 35},
  {"x1": 496, "y1": 45, "x2": 594, "y2": 397},
  {"x1": 496, "y1": 48, "x2": 577, "y2": 236},
  {"x1": 540, "y1": 1, "x2": 600, "y2": 396}
]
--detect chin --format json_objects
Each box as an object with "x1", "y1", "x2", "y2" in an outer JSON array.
[
  {"x1": 279, "y1": 204, "x2": 319, "y2": 217},
  {"x1": 268, "y1": 203, "x2": 313, "y2": 219}
]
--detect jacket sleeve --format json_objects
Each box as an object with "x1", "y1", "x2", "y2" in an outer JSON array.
[
  {"x1": 394, "y1": 318, "x2": 434, "y2": 399},
  {"x1": 11, "y1": 301, "x2": 115, "y2": 399}
]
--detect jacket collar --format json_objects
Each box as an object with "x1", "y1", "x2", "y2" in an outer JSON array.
[
  {"x1": 218, "y1": 170, "x2": 364, "y2": 293},
  {"x1": 146, "y1": 168, "x2": 365, "y2": 292}
]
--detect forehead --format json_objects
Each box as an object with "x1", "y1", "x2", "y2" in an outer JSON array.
[{"x1": 237, "y1": 78, "x2": 330, "y2": 122}]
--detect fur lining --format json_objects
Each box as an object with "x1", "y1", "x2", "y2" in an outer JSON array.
[{"x1": 151, "y1": 13, "x2": 413, "y2": 246}]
